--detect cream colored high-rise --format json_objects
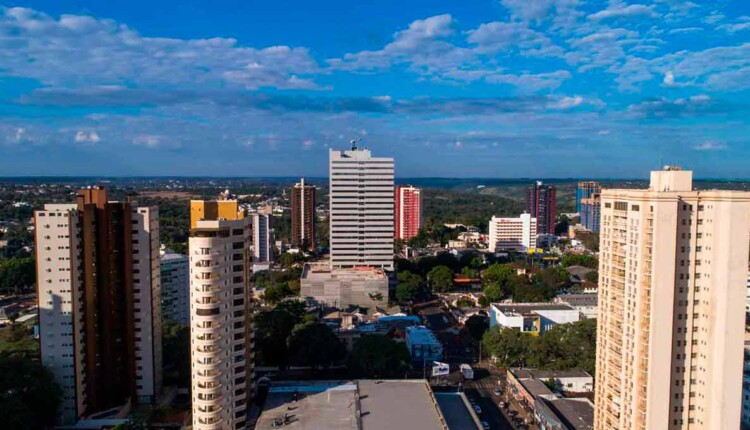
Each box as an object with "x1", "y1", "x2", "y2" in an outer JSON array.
[
  {"x1": 189, "y1": 199, "x2": 254, "y2": 430},
  {"x1": 594, "y1": 168, "x2": 750, "y2": 430}
]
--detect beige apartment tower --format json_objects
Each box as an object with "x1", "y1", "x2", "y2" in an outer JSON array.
[
  {"x1": 189, "y1": 199, "x2": 254, "y2": 430},
  {"x1": 594, "y1": 168, "x2": 750, "y2": 430}
]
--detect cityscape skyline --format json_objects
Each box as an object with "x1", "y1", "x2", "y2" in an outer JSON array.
[{"x1": 1, "y1": 2, "x2": 750, "y2": 177}]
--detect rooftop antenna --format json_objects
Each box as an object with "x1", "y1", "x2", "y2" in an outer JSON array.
[{"x1": 350, "y1": 137, "x2": 362, "y2": 150}]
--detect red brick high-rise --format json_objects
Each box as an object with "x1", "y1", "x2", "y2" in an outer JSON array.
[{"x1": 395, "y1": 185, "x2": 422, "y2": 240}]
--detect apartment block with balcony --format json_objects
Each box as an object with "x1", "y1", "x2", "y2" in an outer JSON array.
[
  {"x1": 35, "y1": 188, "x2": 162, "y2": 425},
  {"x1": 189, "y1": 199, "x2": 254, "y2": 430},
  {"x1": 594, "y1": 167, "x2": 750, "y2": 430}
]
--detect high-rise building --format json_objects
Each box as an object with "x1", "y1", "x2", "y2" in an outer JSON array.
[
  {"x1": 160, "y1": 248, "x2": 189, "y2": 325},
  {"x1": 252, "y1": 212, "x2": 272, "y2": 262},
  {"x1": 189, "y1": 198, "x2": 254, "y2": 430},
  {"x1": 395, "y1": 185, "x2": 422, "y2": 241},
  {"x1": 576, "y1": 181, "x2": 601, "y2": 213},
  {"x1": 35, "y1": 188, "x2": 162, "y2": 425},
  {"x1": 594, "y1": 167, "x2": 750, "y2": 430},
  {"x1": 527, "y1": 181, "x2": 556, "y2": 235},
  {"x1": 329, "y1": 145, "x2": 394, "y2": 270},
  {"x1": 580, "y1": 194, "x2": 601, "y2": 233},
  {"x1": 488, "y1": 213, "x2": 538, "y2": 252},
  {"x1": 291, "y1": 178, "x2": 316, "y2": 251}
]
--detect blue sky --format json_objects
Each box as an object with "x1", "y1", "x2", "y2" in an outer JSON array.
[{"x1": 1, "y1": 0, "x2": 749, "y2": 177}]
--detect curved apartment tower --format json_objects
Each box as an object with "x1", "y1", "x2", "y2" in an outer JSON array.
[{"x1": 190, "y1": 199, "x2": 254, "y2": 430}]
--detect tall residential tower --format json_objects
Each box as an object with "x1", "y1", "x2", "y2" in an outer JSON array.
[
  {"x1": 189, "y1": 198, "x2": 254, "y2": 430},
  {"x1": 291, "y1": 178, "x2": 316, "y2": 251},
  {"x1": 527, "y1": 181, "x2": 556, "y2": 235},
  {"x1": 329, "y1": 145, "x2": 394, "y2": 270},
  {"x1": 35, "y1": 188, "x2": 162, "y2": 424},
  {"x1": 395, "y1": 185, "x2": 422, "y2": 241},
  {"x1": 594, "y1": 168, "x2": 750, "y2": 430},
  {"x1": 576, "y1": 181, "x2": 601, "y2": 213}
]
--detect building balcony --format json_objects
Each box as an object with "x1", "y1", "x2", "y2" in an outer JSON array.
[
  {"x1": 195, "y1": 382, "x2": 222, "y2": 395},
  {"x1": 196, "y1": 405, "x2": 223, "y2": 418},
  {"x1": 194, "y1": 394, "x2": 222, "y2": 407},
  {"x1": 194, "y1": 418, "x2": 223, "y2": 430},
  {"x1": 194, "y1": 358, "x2": 222, "y2": 371},
  {"x1": 193, "y1": 323, "x2": 221, "y2": 334}
]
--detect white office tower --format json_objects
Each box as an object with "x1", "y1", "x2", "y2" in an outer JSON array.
[
  {"x1": 190, "y1": 199, "x2": 253, "y2": 430},
  {"x1": 594, "y1": 167, "x2": 750, "y2": 430},
  {"x1": 252, "y1": 212, "x2": 272, "y2": 262},
  {"x1": 488, "y1": 213, "x2": 538, "y2": 252},
  {"x1": 160, "y1": 249, "x2": 190, "y2": 325},
  {"x1": 35, "y1": 187, "x2": 162, "y2": 425},
  {"x1": 329, "y1": 145, "x2": 395, "y2": 270}
]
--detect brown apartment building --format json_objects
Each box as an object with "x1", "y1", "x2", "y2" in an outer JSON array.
[
  {"x1": 36, "y1": 187, "x2": 162, "y2": 425},
  {"x1": 291, "y1": 178, "x2": 316, "y2": 251}
]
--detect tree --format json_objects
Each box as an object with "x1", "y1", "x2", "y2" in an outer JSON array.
[
  {"x1": 262, "y1": 282, "x2": 294, "y2": 305},
  {"x1": 561, "y1": 254, "x2": 599, "y2": 268},
  {"x1": 465, "y1": 315, "x2": 489, "y2": 342},
  {"x1": 455, "y1": 297, "x2": 474, "y2": 308},
  {"x1": 396, "y1": 271, "x2": 422, "y2": 303},
  {"x1": 280, "y1": 253, "x2": 296, "y2": 268},
  {"x1": 483, "y1": 284, "x2": 503, "y2": 303},
  {"x1": 482, "y1": 326, "x2": 531, "y2": 368},
  {"x1": 584, "y1": 271, "x2": 599, "y2": 283},
  {"x1": 0, "y1": 354, "x2": 62, "y2": 429},
  {"x1": 428, "y1": 265, "x2": 454, "y2": 293},
  {"x1": 162, "y1": 319, "x2": 190, "y2": 387},
  {"x1": 254, "y1": 301, "x2": 306, "y2": 367},
  {"x1": 348, "y1": 335, "x2": 411, "y2": 378},
  {"x1": 0, "y1": 257, "x2": 35, "y2": 295},
  {"x1": 287, "y1": 323, "x2": 346, "y2": 370}
]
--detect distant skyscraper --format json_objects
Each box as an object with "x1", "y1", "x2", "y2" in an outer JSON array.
[
  {"x1": 576, "y1": 181, "x2": 601, "y2": 213},
  {"x1": 329, "y1": 145, "x2": 394, "y2": 270},
  {"x1": 488, "y1": 213, "x2": 537, "y2": 252},
  {"x1": 594, "y1": 168, "x2": 750, "y2": 430},
  {"x1": 160, "y1": 248, "x2": 189, "y2": 325},
  {"x1": 395, "y1": 185, "x2": 422, "y2": 241},
  {"x1": 252, "y1": 212, "x2": 272, "y2": 262},
  {"x1": 189, "y1": 198, "x2": 254, "y2": 430},
  {"x1": 291, "y1": 178, "x2": 316, "y2": 251},
  {"x1": 35, "y1": 188, "x2": 162, "y2": 425},
  {"x1": 580, "y1": 193, "x2": 601, "y2": 233},
  {"x1": 527, "y1": 181, "x2": 556, "y2": 235}
]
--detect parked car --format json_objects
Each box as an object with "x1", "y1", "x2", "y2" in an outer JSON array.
[
  {"x1": 481, "y1": 421, "x2": 490, "y2": 430},
  {"x1": 473, "y1": 405, "x2": 482, "y2": 414}
]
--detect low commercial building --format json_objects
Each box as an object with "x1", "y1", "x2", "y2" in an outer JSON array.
[
  {"x1": 301, "y1": 263, "x2": 389, "y2": 311},
  {"x1": 554, "y1": 294, "x2": 598, "y2": 319},
  {"x1": 405, "y1": 326, "x2": 443, "y2": 366},
  {"x1": 488, "y1": 213, "x2": 537, "y2": 252},
  {"x1": 489, "y1": 303, "x2": 580, "y2": 335},
  {"x1": 507, "y1": 368, "x2": 594, "y2": 430},
  {"x1": 256, "y1": 380, "x2": 450, "y2": 430}
]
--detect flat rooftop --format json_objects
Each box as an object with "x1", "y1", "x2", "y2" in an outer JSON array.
[
  {"x1": 434, "y1": 393, "x2": 480, "y2": 430},
  {"x1": 545, "y1": 398, "x2": 594, "y2": 430},
  {"x1": 256, "y1": 380, "x2": 448, "y2": 430},
  {"x1": 512, "y1": 368, "x2": 593, "y2": 380},
  {"x1": 302, "y1": 263, "x2": 387, "y2": 280},
  {"x1": 557, "y1": 294, "x2": 598, "y2": 307},
  {"x1": 492, "y1": 303, "x2": 575, "y2": 316}
]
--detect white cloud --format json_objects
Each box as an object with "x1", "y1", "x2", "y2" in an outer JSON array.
[
  {"x1": 588, "y1": 3, "x2": 659, "y2": 21},
  {"x1": 663, "y1": 70, "x2": 675, "y2": 86},
  {"x1": 549, "y1": 95, "x2": 584, "y2": 109},
  {"x1": 598, "y1": 130, "x2": 611, "y2": 136},
  {"x1": 74, "y1": 130, "x2": 100, "y2": 143},
  {"x1": 454, "y1": 140, "x2": 463, "y2": 149},
  {"x1": 693, "y1": 140, "x2": 727, "y2": 151},
  {"x1": 0, "y1": 7, "x2": 320, "y2": 90},
  {"x1": 718, "y1": 17, "x2": 750, "y2": 33},
  {"x1": 302, "y1": 139, "x2": 314, "y2": 149},
  {"x1": 132, "y1": 135, "x2": 162, "y2": 148}
]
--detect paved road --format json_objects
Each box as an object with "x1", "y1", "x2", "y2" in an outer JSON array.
[{"x1": 462, "y1": 367, "x2": 514, "y2": 430}]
